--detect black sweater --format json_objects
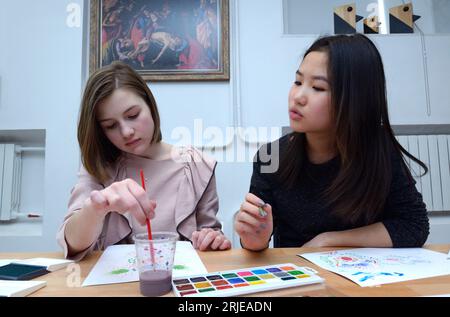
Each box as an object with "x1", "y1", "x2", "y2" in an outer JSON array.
[{"x1": 249, "y1": 134, "x2": 430, "y2": 248}]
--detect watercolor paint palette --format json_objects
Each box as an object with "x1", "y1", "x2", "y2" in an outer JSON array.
[{"x1": 171, "y1": 263, "x2": 324, "y2": 297}]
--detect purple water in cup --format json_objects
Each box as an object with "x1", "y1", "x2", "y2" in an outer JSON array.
[{"x1": 133, "y1": 232, "x2": 178, "y2": 296}]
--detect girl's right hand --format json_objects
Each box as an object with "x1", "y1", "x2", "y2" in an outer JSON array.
[
  {"x1": 234, "y1": 193, "x2": 273, "y2": 251},
  {"x1": 86, "y1": 179, "x2": 156, "y2": 225}
]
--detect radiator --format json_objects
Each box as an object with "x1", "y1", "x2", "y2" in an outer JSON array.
[
  {"x1": 396, "y1": 135, "x2": 450, "y2": 212},
  {"x1": 0, "y1": 144, "x2": 22, "y2": 221}
]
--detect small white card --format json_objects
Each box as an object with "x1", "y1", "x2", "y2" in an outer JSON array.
[
  {"x1": 0, "y1": 258, "x2": 73, "y2": 272},
  {"x1": 14, "y1": 258, "x2": 74, "y2": 272},
  {"x1": 0, "y1": 280, "x2": 47, "y2": 297},
  {"x1": 0, "y1": 259, "x2": 19, "y2": 267}
]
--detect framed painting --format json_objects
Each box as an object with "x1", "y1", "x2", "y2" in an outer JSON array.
[{"x1": 89, "y1": 0, "x2": 229, "y2": 81}]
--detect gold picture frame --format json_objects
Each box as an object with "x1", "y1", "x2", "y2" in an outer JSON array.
[{"x1": 89, "y1": 0, "x2": 229, "y2": 81}]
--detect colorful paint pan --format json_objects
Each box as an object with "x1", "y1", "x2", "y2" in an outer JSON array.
[{"x1": 171, "y1": 263, "x2": 323, "y2": 297}]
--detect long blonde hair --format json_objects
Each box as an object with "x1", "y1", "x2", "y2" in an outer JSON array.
[{"x1": 78, "y1": 62, "x2": 162, "y2": 183}]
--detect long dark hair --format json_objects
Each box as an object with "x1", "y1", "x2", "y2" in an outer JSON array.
[{"x1": 278, "y1": 34, "x2": 428, "y2": 224}]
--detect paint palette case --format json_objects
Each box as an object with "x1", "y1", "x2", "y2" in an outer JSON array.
[{"x1": 171, "y1": 263, "x2": 324, "y2": 297}]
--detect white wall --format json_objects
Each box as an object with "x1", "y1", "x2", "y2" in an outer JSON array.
[
  {"x1": 0, "y1": 0, "x2": 83, "y2": 251},
  {"x1": 0, "y1": 0, "x2": 449, "y2": 252},
  {"x1": 433, "y1": 0, "x2": 450, "y2": 33}
]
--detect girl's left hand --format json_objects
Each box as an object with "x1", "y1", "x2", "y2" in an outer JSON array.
[
  {"x1": 302, "y1": 232, "x2": 334, "y2": 248},
  {"x1": 191, "y1": 228, "x2": 232, "y2": 251}
]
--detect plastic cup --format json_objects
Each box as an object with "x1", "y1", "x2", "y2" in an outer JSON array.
[{"x1": 133, "y1": 232, "x2": 178, "y2": 296}]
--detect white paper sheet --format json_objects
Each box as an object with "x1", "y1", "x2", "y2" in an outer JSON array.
[
  {"x1": 14, "y1": 258, "x2": 74, "y2": 271},
  {"x1": 172, "y1": 241, "x2": 209, "y2": 278},
  {"x1": 0, "y1": 280, "x2": 47, "y2": 297},
  {"x1": 299, "y1": 248, "x2": 450, "y2": 287},
  {"x1": 82, "y1": 241, "x2": 207, "y2": 287},
  {"x1": 0, "y1": 259, "x2": 17, "y2": 267},
  {"x1": 0, "y1": 258, "x2": 73, "y2": 271}
]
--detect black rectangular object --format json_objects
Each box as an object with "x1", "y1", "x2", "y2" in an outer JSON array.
[{"x1": 0, "y1": 263, "x2": 49, "y2": 280}]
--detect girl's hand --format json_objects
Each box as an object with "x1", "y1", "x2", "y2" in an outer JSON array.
[
  {"x1": 234, "y1": 193, "x2": 273, "y2": 251},
  {"x1": 191, "y1": 228, "x2": 232, "y2": 251},
  {"x1": 87, "y1": 179, "x2": 156, "y2": 225}
]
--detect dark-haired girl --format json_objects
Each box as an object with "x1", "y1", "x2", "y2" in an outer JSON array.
[{"x1": 235, "y1": 34, "x2": 429, "y2": 251}]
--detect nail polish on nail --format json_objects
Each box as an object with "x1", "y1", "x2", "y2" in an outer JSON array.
[{"x1": 258, "y1": 207, "x2": 267, "y2": 217}]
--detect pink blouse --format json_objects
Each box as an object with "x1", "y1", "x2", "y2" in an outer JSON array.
[{"x1": 56, "y1": 146, "x2": 221, "y2": 261}]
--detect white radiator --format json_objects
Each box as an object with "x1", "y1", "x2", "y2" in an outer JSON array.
[
  {"x1": 396, "y1": 135, "x2": 450, "y2": 212},
  {"x1": 0, "y1": 144, "x2": 22, "y2": 221}
]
